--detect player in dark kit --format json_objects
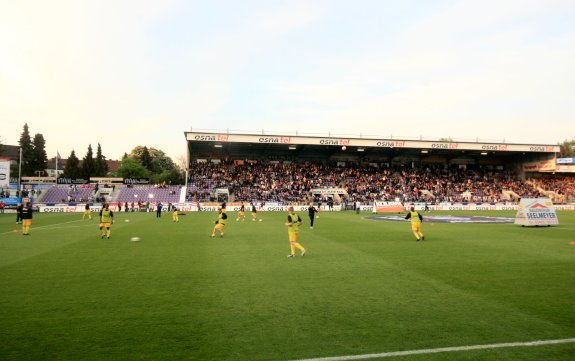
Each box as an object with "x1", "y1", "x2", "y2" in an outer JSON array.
[
  {"x1": 308, "y1": 203, "x2": 318, "y2": 229},
  {"x1": 16, "y1": 202, "x2": 23, "y2": 224}
]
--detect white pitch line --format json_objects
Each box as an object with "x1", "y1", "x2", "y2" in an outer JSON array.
[
  {"x1": 290, "y1": 338, "x2": 575, "y2": 361},
  {"x1": 29, "y1": 219, "x2": 86, "y2": 230},
  {"x1": 36, "y1": 224, "x2": 95, "y2": 231},
  {"x1": 0, "y1": 219, "x2": 86, "y2": 236}
]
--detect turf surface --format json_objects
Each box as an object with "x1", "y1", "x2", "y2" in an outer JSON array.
[{"x1": 1, "y1": 210, "x2": 574, "y2": 360}]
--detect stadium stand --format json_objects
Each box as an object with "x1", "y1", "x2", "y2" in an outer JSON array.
[
  {"x1": 530, "y1": 177, "x2": 575, "y2": 203},
  {"x1": 186, "y1": 160, "x2": 574, "y2": 204},
  {"x1": 116, "y1": 185, "x2": 182, "y2": 203},
  {"x1": 41, "y1": 185, "x2": 95, "y2": 203},
  {"x1": 37, "y1": 184, "x2": 183, "y2": 204}
]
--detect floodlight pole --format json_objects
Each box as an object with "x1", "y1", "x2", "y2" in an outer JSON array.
[{"x1": 18, "y1": 147, "x2": 22, "y2": 198}]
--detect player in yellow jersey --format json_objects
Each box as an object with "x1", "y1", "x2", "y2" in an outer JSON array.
[
  {"x1": 251, "y1": 202, "x2": 258, "y2": 221},
  {"x1": 172, "y1": 206, "x2": 179, "y2": 222},
  {"x1": 285, "y1": 206, "x2": 306, "y2": 257},
  {"x1": 211, "y1": 207, "x2": 227, "y2": 238},
  {"x1": 405, "y1": 206, "x2": 425, "y2": 241},
  {"x1": 83, "y1": 203, "x2": 92, "y2": 220},
  {"x1": 99, "y1": 203, "x2": 114, "y2": 239},
  {"x1": 21, "y1": 200, "x2": 33, "y2": 235},
  {"x1": 236, "y1": 203, "x2": 245, "y2": 221}
]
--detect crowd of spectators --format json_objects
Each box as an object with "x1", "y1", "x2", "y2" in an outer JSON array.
[
  {"x1": 0, "y1": 188, "x2": 43, "y2": 198},
  {"x1": 187, "y1": 161, "x2": 341, "y2": 203},
  {"x1": 531, "y1": 177, "x2": 575, "y2": 203},
  {"x1": 186, "y1": 160, "x2": 574, "y2": 204}
]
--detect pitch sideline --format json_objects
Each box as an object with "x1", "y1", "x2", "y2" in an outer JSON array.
[
  {"x1": 1, "y1": 219, "x2": 90, "y2": 236},
  {"x1": 290, "y1": 338, "x2": 575, "y2": 361}
]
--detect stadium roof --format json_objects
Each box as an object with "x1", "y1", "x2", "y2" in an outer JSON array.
[{"x1": 184, "y1": 130, "x2": 559, "y2": 162}]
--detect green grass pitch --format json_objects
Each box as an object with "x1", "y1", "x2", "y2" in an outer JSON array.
[{"x1": 1, "y1": 210, "x2": 574, "y2": 361}]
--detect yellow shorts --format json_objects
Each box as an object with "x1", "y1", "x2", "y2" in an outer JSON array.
[
  {"x1": 288, "y1": 232, "x2": 298, "y2": 242},
  {"x1": 411, "y1": 224, "x2": 421, "y2": 232},
  {"x1": 214, "y1": 223, "x2": 225, "y2": 230},
  {"x1": 23, "y1": 219, "x2": 32, "y2": 227},
  {"x1": 100, "y1": 222, "x2": 111, "y2": 228},
  {"x1": 84, "y1": 210, "x2": 92, "y2": 215}
]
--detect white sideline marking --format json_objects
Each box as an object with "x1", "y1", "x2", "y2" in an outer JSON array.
[
  {"x1": 29, "y1": 219, "x2": 86, "y2": 230},
  {"x1": 0, "y1": 220, "x2": 86, "y2": 236},
  {"x1": 290, "y1": 338, "x2": 575, "y2": 361}
]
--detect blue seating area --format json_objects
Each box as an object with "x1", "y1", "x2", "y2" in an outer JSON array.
[
  {"x1": 41, "y1": 185, "x2": 95, "y2": 203},
  {"x1": 116, "y1": 186, "x2": 181, "y2": 203}
]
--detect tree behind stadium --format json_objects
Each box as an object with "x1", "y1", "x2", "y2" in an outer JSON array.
[
  {"x1": 559, "y1": 139, "x2": 575, "y2": 157},
  {"x1": 117, "y1": 157, "x2": 150, "y2": 179},
  {"x1": 31, "y1": 134, "x2": 48, "y2": 176},
  {"x1": 94, "y1": 143, "x2": 109, "y2": 177},
  {"x1": 62, "y1": 150, "x2": 82, "y2": 179},
  {"x1": 18, "y1": 124, "x2": 34, "y2": 176},
  {"x1": 128, "y1": 146, "x2": 184, "y2": 184},
  {"x1": 81, "y1": 144, "x2": 96, "y2": 179},
  {"x1": 18, "y1": 123, "x2": 48, "y2": 177}
]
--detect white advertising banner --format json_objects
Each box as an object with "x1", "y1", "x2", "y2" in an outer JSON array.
[
  {"x1": 415, "y1": 203, "x2": 519, "y2": 211},
  {"x1": 39, "y1": 204, "x2": 104, "y2": 213},
  {"x1": 186, "y1": 132, "x2": 560, "y2": 153},
  {"x1": 0, "y1": 158, "x2": 10, "y2": 187},
  {"x1": 514, "y1": 198, "x2": 559, "y2": 226},
  {"x1": 556, "y1": 157, "x2": 575, "y2": 164},
  {"x1": 35, "y1": 202, "x2": 572, "y2": 213},
  {"x1": 555, "y1": 164, "x2": 575, "y2": 173},
  {"x1": 372, "y1": 201, "x2": 404, "y2": 213},
  {"x1": 197, "y1": 204, "x2": 341, "y2": 212}
]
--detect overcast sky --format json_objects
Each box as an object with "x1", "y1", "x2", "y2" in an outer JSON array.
[{"x1": 1, "y1": 0, "x2": 574, "y2": 161}]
